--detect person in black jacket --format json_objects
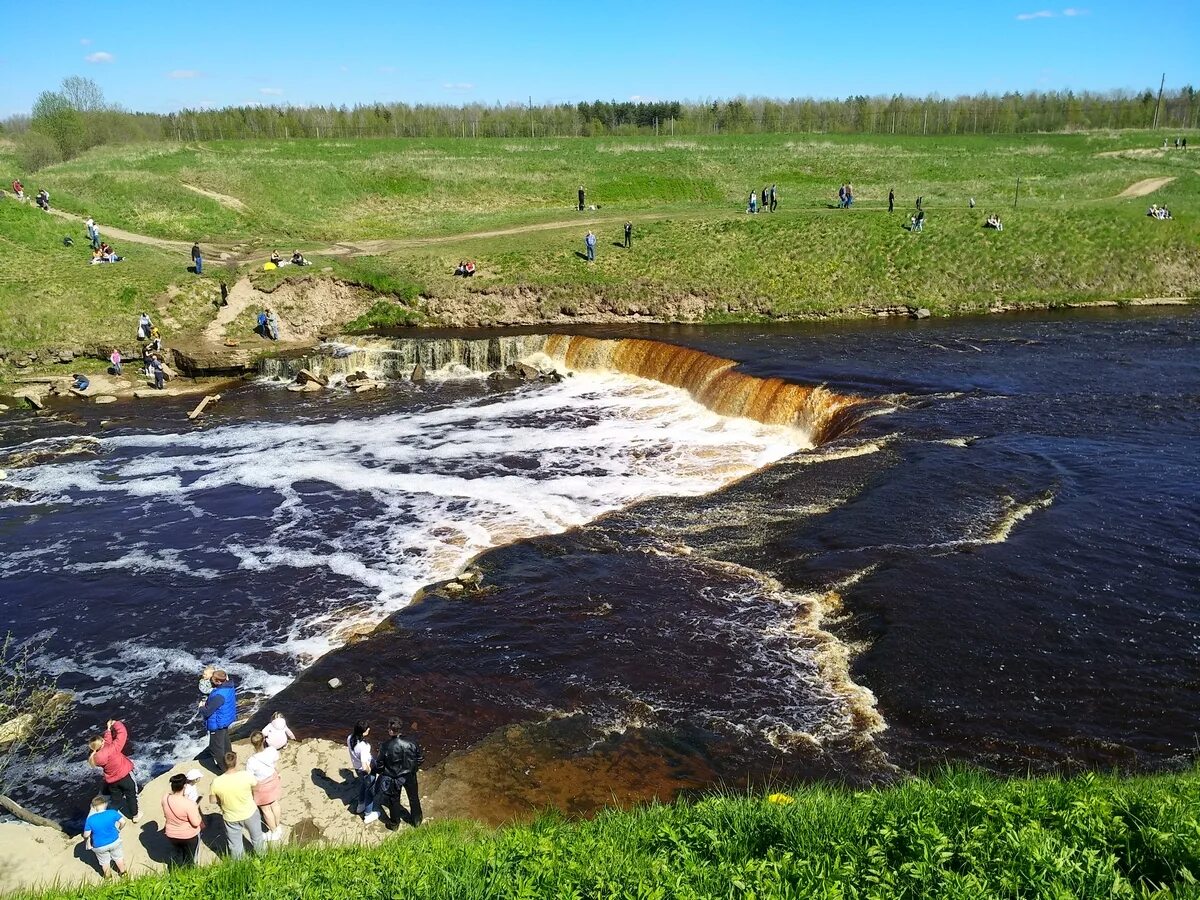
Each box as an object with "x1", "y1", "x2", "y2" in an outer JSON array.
[{"x1": 372, "y1": 718, "x2": 424, "y2": 827}]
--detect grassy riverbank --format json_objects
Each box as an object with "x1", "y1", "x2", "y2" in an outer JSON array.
[
  {"x1": 20, "y1": 768, "x2": 1200, "y2": 900},
  {"x1": 2, "y1": 131, "x2": 1198, "y2": 360}
]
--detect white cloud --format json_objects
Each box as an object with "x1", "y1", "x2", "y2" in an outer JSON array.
[
  {"x1": 442, "y1": 82, "x2": 474, "y2": 91},
  {"x1": 259, "y1": 87, "x2": 284, "y2": 96},
  {"x1": 80, "y1": 38, "x2": 92, "y2": 46},
  {"x1": 1061, "y1": 7, "x2": 1089, "y2": 15},
  {"x1": 85, "y1": 51, "x2": 115, "y2": 63},
  {"x1": 168, "y1": 69, "x2": 201, "y2": 79}
]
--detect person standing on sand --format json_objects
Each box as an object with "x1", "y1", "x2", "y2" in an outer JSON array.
[
  {"x1": 585, "y1": 230, "x2": 596, "y2": 261},
  {"x1": 88, "y1": 719, "x2": 139, "y2": 821},
  {"x1": 191, "y1": 242, "x2": 202, "y2": 275},
  {"x1": 211, "y1": 751, "x2": 265, "y2": 858},
  {"x1": 162, "y1": 773, "x2": 203, "y2": 866},
  {"x1": 348, "y1": 720, "x2": 377, "y2": 823},
  {"x1": 373, "y1": 718, "x2": 424, "y2": 828},
  {"x1": 888, "y1": 189, "x2": 895, "y2": 213},
  {"x1": 623, "y1": 222, "x2": 632, "y2": 248},
  {"x1": 247, "y1": 730, "x2": 284, "y2": 841},
  {"x1": 578, "y1": 185, "x2": 586, "y2": 211},
  {"x1": 200, "y1": 669, "x2": 237, "y2": 772},
  {"x1": 83, "y1": 796, "x2": 128, "y2": 879}
]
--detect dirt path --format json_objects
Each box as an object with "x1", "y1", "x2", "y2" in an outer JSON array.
[
  {"x1": 45, "y1": 207, "x2": 194, "y2": 253},
  {"x1": 201, "y1": 277, "x2": 259, "y2": 342},
  {"x1": 182, "y1": 184, "x2": 248, "y2": 212},
  {"x1": 1116, "y1": 176, "x2": 1176, "y2": 199}
]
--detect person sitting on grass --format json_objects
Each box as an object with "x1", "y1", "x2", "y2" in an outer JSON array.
[
  {"x1": 11, "y1": 178, "x2": 23, "y2": 199},
  {"x1": 91, "y1": 248, "x2": 104, "y2": 265},
  {"x1": 83, "y1": 796, "x2": 128, "y2": 880},
  {"x1": 270, "y1": 250, "x2": 283, "y2": 266},
  {"x1": 291, "y1": 250, "x2": 309, "y2": 266},
  {"x1": 985, "y1": 214, "x2": 1003, "y2": 231}
]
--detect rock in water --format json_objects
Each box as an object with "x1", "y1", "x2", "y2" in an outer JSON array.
[
  {"x1": 327, "y1": 678, "x2": 342, "y2": 690},
  {"x1": 516, "y1": 363, "x2": 540, "y2": 381},
  {"x1": 411, "y1": 363, "x2": 426, "y2": 383},
  {"x1": 93, "y1": 395, "x2": 118, "y2": 404},
  {"x1": 912, "y1": 307, "x2": 932, "y2": 319},
  {"x1": 296, "y1": 369, "x2": 328, "y2": 387}
]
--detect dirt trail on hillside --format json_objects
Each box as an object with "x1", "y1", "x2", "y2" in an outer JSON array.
[
  {"x1": 45, "y1": 207, "x2": 194, "y2": 253},
  {"x1": 201, "y1": 276, "x2": 260, "y2": 342},
  {"x1": 182, "y1": 183, "x2": 248, "y2": 212},
  {"x1": 1116, "y1": 177, "x2": 1176, "y2": 199}
]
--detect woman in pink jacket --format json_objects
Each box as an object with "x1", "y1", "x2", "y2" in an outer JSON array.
[
  {"x1": 87, "y1": 719, "x2": 139, "y2": 820},
  {"x1": 161, "y1": 773, "x2": 203, "y2": 865}
]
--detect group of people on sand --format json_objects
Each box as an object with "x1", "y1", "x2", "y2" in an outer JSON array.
[
  {"x1": 747, "y1": 185, "x2": 778, "y2": 213},
  {"x1": 79, "y1": 665, "x2": 424, "y2": 877},
  {"x1": 1147, "y1": 204, "x2": 1173, "y2": 220}
]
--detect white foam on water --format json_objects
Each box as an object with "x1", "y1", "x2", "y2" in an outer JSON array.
[{"x1": 3, "y1": 373, "x2": 807, "y2": 772}]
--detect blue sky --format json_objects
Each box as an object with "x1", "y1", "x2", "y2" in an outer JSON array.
[{"x1": 1, "y1": 0, "x2": 1197, "y2": 118}]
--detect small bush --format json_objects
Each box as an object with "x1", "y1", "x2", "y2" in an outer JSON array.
[
  {"x1": 14, "y1": 130, "x2": 62, "y2": 172},
  {"x1": 344, "y1": 300, "x2": 425, "y2": 331}
]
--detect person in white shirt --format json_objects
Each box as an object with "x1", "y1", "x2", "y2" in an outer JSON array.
[
  {"x1": 347, "y1": 721, "x2": 378, "y2": 823},
  {"x1": 247, "y1": 731, "x2": 283, "y2": 841},
  {"x1": 261, "y1": 712, "x2": 296, "y2": 751}
]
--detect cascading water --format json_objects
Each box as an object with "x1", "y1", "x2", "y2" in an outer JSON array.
[{"x1": 262, "y1": 334, "x2": 872, "y2": 445}]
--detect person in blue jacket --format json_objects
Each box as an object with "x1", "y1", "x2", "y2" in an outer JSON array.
[{"x1": 199, "y1": 669, "x2": 237, "y2": 772}]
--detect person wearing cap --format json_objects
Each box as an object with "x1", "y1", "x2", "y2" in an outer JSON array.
[
  {"x1": 183, "y1": 768, "x2": 205, "y2": 804},
  {"x1": 161, "y1": 773, "x2": 203, "y2": 866},
  {"x1": 199, "y1": 670, "x2": 237, "y2": 772}
]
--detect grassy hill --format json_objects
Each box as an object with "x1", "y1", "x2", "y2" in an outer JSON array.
[
  {"x1": 22, "y1": 768, "x2": 1200, "y2": 899},
  {"x1": 1, "y1": 131, "x2": 1198, "y2": 357}
]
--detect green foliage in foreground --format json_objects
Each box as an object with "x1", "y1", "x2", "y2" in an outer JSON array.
[{"x1": 25, "y1": 769, "x2": 1200, "y2": 900}]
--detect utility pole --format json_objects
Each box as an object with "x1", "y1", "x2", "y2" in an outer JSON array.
[
  {"x1": 1152, "y1": 72, "x2": 1165, "y2": 128},
  {"x1": 1013, "y1": 177, "x2": 1020, "y2": 209}
]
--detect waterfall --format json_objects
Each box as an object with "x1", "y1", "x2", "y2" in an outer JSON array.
[{"x1": 260, "y1": 334, "x2": 869, "y2": 444}]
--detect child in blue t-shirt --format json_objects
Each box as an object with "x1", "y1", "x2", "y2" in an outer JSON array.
[{"x1": 83, "y1": 796, "x2": 127, "y2": 878}]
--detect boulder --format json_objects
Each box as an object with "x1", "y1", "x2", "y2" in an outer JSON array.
[
  {"x1": 296, "y1": 369, "x2": 328, "y2": 387},
  {"x1": 93, "y1": 395, "x2": 118, "y2": 405},
  {"x1": 345, "y1": 371, "x2": 370, "y2": 385},
  {"x1": 327, "y1": 678, "x2": 342, "y2": 690},
  {"x1": 516, "y1": 363, "x2": 540, "y2": 381},
  {"x1": 911, "y1": 307, "x2": 932, "y2": 319},
  {"x1": 354, "y1": 382, "x2": 378, "y2": 393},
  {"x1": 411, "y1": 363, "x2": 426, "y2": 383},
  {"x1": 57, "y1": 350, "x2": 75, "y2": 364},
  {"x1": 444, "y1": 582, "x2": 464, "y2": 595}
]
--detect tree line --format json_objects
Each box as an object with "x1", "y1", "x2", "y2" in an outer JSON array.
[{"x1": 5, "y1": 78, "x2": 1198, "y2": 170}]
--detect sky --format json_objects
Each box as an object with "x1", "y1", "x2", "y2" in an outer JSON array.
[{"x1": 1, "y1": 0, "x2": 1197, "y2": 118}]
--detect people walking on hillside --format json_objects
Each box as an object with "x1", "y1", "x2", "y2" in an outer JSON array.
[
  {"x1": 584, "y1": 230, "x2": 596, "y2": 261},
  {"x1": 347, "y1": 721, "x2": 377, "y2": 823},
  {"x1": 210, "y1": 751, "x2": 265, "y2": 858},
  {"x1": 911, "y1": 209, "x2": 926, "y2": 232},
  {"x1": 247, "y1": 730, "x2": 284, "y2": 841},
  {"x1": 83, "y1": 796, "x2": 128, "y2": 879},
  {"x1": 161, "y1": 773, "x2": 203, "y2": 866},
  {"x1": 10, "y1": 179, "x2": 23, "y2": 200},
  {"x1": 372, "y1": 718, "x2": 424, "y2": 828},
  {"x1": 578, "y1": 185, "x2": 586, "y2": 211},
  {"x1": 916, "y1": 195, "x2": 923, "y2": 211},
  {"x1": 86, "y1": 217, "x2": 100, "y2": 250},
  {"x1": 200, "y1": 669, "x2": 237, "y2": 772},
  {"x1": 191, "y1": 242, "x2": 202, "y2": 275},
  {"x1": 845, "y1": 183, "x2": 854, "y2": 207},
  {"x1": 888, "y1": 189, "x2": 895, "y2": 213},
  {"x1": 36, "y1": 188, "x2": 50, "y2": 210},
  {"x1": 769, "y1": 184, "x2": 777, "y2": 211},
  {"x1": 762, "y1": 185, "x2": 770, "y2": 212},
  {"x1": 88, "y1": 719, "x2": 139, "y2": 821},
  {"x1": 137, "y1": 312, "x2": 152, "y2": 341},
  {"x1": 837, "y1": 184, "x2": 846, "y2": 208},
  {"x1": 623, "y1": 222, "x2": 632, "y2": 248},
  {"x1": 748, "y1": 191, "x2": 757, "y2": 213}
]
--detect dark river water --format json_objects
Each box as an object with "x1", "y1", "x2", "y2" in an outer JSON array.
[{"x1": 1, "y1": 307, "x2": 1197, "y2": 822}]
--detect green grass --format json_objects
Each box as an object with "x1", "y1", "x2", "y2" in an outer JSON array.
[
  {"x1": 2, "y1": 131, "x2": 1198, "y2": 360},
  {"x1": 0, "y1": 197, "x2": 220, "y2": 353},
  {"x1": 22, "y1": 768, "x2": 1200, "y2": 899}
]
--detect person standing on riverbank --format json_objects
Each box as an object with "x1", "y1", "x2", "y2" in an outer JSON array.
[
  {"x1": 161, "y1": 773, "x2": 203, "y2": 866},
  {"x1": 191, "y1": 242, "x2": 202, "y2": 275},
  {"x1": 88, "y1": 720, "x2": 139, "y2": 821},
  {"x1": 248, "y1": 731, "x2": 283, "y2": 841},
  {"x1": 585, "y1": 230, "x2": 596, "y2": 261},
  {"x1": 200, "y1": 670, "x2": 237, "y2": 772},
  {"x1": 578, "y1": 185, "x2": 585, "y2": 211},
  {"x1": 888, "y1": 189, "x2": 895, "y2": 213},
  {"x1": 211, "y1": 751, "x2": 265, "y2": 858},
  {"x1": 348, "y1": 721, "x2": 377, "y2": 823},
  {"x1": 623, "y1": 222, "x2": 632, "y2": 248},
  {"x1": 83, "y1": 796, "x2": 128, "y2": 879},
  {"x1": 109, "y1": 348, "x2": 122, "y2": 376},
  {"x1": 373, "y1": 719, "x2": 424, "y2": 828}
]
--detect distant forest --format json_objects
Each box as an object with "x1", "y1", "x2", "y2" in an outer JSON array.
[{"x1": 4, "y1": 78, "x2": 1198, "y2": 170}]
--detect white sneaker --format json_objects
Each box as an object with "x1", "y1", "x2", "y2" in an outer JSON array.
[
  {"x1": 264, "y1": 830, "x2": 277, "y2": 842},
  {"x1": 363, "y1": 812, "x2": 380, "y2": 824},
  {"x1": 272, "y1": 828, "x2": 283, "y2": 841}
]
